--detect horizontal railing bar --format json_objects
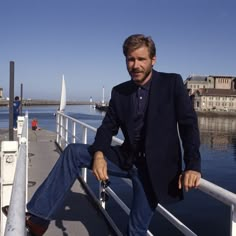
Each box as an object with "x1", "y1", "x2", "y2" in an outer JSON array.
[
  {"x1": 156, "y1": 204, "x2": 197, "y2": 236},
  {"x1": 111, "y1": 136, "x2": 123, "y2": 145},
  {"x1": 198, "y1": 178, "x2": 236, "y2": 207},
  {"x1": 106, "y1": 187, "x2": 154, "y2": 236},
  {"x1": 4, "y1": 113, "x2": 28, "y2": 236},
  {"x1": 106, "y1": 187, "x2": 130, "y2": 214},
  {"x1": 4, "y1": 144, "x2": 27, "y2": 236},
  {"x1": 57, "y1": 111, "x2": 97, "y2": 132}
]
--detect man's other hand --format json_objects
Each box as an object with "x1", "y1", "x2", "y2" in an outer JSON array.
[
  {"x1": 178, "y1": 170, "x2": 201, "y2": 192},
  {"x1": 92, "y1": 151, "x2": 109, "y2": 181}
]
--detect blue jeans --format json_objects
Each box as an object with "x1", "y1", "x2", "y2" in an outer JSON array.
[
  {"x1": 13, "y1": 113, "x2": 18, "y2": 128},
  {"x1": 27, "y1": 143, "x2": 156, "y2": 236}
]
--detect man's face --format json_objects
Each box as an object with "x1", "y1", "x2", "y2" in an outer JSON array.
[{"x1": 126, "y1": 46, "x2": 156, "y2": 86}]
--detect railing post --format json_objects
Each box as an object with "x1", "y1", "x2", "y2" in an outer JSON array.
[
  {"x1": 72, "y1": 122, "x2": 76, "y2": 143},
  {"x1": 56, "y1": 113, "x2": 60, "y2": 144},
  {"x1": 81, "y1": 127, "x2": 88, "y2": 182},
  {"x1": 59, "y1": 115, "x2": 64, "y2": 147},
  {"x1": 65, "y1": 117, "x2": 69, "y2": 146},
  {"x1": 16, "y1": 116, "x2": 25, "y2": 140},
  {"x1": 0, "y1": 141, "x2": 18, "y2": 235},
  {"x1": 231, "y1": 204, "x2": 236, "y2": 236}
]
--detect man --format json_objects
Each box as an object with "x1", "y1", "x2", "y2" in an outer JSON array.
[
  {"x1": 3, "y1": 34, "x2": 201, "y2": 236},
  {"x1": 13, "y1": 96, "x2": 21, "y2": 130}
]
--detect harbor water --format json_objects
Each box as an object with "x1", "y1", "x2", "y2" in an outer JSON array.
[{"x1": 0, "y1": 105, "x2": 236, "y2": 236}]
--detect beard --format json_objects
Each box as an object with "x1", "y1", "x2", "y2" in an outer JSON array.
[{"x1": 130, "y1": 67, "x2": 153, "y2": 85}]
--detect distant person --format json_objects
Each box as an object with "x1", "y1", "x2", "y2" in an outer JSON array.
[
  {"x1": 13, "y1": 96, "x2": 21, "y2": 130},
  {"x1": 31, "y1": 118, "x2": 39, "y2": 130},
  {"x1": 2, "y1": 34, "x2": 201, "y2": 235}
]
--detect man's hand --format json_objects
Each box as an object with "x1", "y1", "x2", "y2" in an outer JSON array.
[
  {"x1": 178, "y1": 170, "x2": 201, "y2": 192},
  {"x1": 92, "y1": 151, "x2": 109, "y2": 181}
]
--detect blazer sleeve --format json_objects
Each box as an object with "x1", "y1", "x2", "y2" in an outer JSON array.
[
  {"x1": 174, "y1": 75, "x2": 201, "y2": 172},
  {"x1": 89, "y1": 88, "x2": 120, "y2": 155}
]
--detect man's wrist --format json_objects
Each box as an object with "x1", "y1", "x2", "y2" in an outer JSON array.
[{"x1": 94, "y1": 151, "x2": 104, "y2": 160}]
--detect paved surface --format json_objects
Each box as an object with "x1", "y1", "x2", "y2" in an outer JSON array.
[{"x1": 0, "y1": 128, "x2": 117, "y2": 236}]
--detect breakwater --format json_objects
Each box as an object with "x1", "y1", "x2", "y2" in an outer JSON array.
[
  {"x1": 0, "y1": 99, "x2": 95, "y2": 106},
  {"x1": 196, "y1": 110, "x2": 236, "y2": 117}
]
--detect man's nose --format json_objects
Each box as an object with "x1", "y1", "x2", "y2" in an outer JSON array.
[{"x1": 133, "y1": 60, "x2": 140, "y2": 68}]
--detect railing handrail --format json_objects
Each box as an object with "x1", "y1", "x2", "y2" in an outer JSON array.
[
  {"x1": 56, "y1": 111, "x2": 236, "y2": 236},
  {"x1": 4, "y1": 113, "x2": 28, "y2": 236},
  {"x1": 57, "y1": 111, "x2": 97, "y2": 132},
  {"x1": 199, "y1": 178, "x2": 236, "y2": 206}
]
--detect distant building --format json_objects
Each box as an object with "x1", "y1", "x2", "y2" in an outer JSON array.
[{"x1": 184, "y1": 75, "x2": 236, "y2": 112}]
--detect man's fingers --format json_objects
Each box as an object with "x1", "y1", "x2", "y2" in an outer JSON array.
[
  {"x1": 178, "y1": 174, "x2": 183, "y2": 189},
  {"x1": 178, "y1": 171, "x2": 201, "y2": 191},
  {"x1": 195, "y1": 175, "x2": 201, "y2": 188},
  {"x1": 92, "y1": 158, "x2": 108, "y2": 181}
]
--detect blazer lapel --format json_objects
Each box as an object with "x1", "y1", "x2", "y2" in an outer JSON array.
[
  {"x1": 145, "y1": 71, "x2": 166, "y2": 142},
  {"x1": 125, "y1": 81, "x2": 137, "y2": 143},
  {"x1": 146, "y1": 71, "x2": 163, "y2": 116}
]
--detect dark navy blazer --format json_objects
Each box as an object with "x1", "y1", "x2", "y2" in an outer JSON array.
[{"x1": 89, "y1": 70, "x2": 201, "y2": 204}]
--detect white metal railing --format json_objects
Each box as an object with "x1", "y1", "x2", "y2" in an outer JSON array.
[
  {"x1": 56, "y1": 111, "x2": 236, "y2": 236},
  {"x1": 0, "y1": 113, "x2": 29, "y2": 236}
]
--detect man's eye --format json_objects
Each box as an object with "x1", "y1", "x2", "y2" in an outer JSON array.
[{"x1": 127, "y1": 58, "x2": 134, "y2": 62}]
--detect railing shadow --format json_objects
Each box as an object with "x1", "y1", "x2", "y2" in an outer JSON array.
[{"x1": 52, "y1": 190, "x2": 112, "y2": 236}]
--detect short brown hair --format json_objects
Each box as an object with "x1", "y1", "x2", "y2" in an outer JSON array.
[{"x1": 123, "y1": 34, "x2": 156, "y2": 58}]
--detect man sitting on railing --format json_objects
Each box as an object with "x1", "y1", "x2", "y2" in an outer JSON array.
[{"x1": 3, "y1": 34, "x2": 201, "y2": 236}]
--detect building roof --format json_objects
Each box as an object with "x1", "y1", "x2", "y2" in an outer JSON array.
[
  {"x1": 185, "y1": 75, "x2": 207, "y2": 82},
  {"x1": 209, "y1": 75, "x2": 236, "y2": 79}
]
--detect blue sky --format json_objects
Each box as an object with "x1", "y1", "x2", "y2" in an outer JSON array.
[{"x1": 0, "y1": 0, "x2": 235, "y2": 101}]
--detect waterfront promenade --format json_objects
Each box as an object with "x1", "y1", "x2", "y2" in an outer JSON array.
[{"x1": 0, "y1": 129, "x2": 117, "y2": 236}]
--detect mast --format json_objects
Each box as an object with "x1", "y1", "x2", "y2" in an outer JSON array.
[{"x1": 102, "y1": 86, "x2": 105, "y2": 104}]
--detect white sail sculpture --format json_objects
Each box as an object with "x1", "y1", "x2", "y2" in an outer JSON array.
[{"x1": 59, "y1": 74, "x2": 66, "y2": 112}]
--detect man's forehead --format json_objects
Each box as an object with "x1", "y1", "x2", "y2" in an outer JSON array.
[{"x1": 126, "y1": 46, "x2": 150, "y2": 55}]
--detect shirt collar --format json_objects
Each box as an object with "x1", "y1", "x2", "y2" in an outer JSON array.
[
  {"x1": 141, "y1": 77, "x2": 152, "y2": 91},
  {"x1": 131, "y1": 74, "x2": 152, "y2": 91}
]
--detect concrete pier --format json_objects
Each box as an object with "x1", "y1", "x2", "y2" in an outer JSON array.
[{"x1": 0, "y1": 129, "x2": 118, "y2": 236}]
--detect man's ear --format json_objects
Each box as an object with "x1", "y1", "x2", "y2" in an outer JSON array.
[{"x1": 152, "y1": 56, "x2": 157, "y2": 66}]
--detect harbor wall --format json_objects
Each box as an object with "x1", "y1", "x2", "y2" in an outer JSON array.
[{"x1": 0, "y1": 99, "x2": 96, "y2": 106}]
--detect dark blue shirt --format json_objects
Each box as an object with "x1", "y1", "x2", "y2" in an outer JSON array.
[{"x1": 133, "y1": 79, "x2": 152, "y2": 151}]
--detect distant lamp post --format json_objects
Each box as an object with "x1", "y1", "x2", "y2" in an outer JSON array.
[{"x1": 9, "y1": 61, "x2": 14, "y2": 141}]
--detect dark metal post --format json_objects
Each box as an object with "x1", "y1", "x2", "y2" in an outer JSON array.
[
  {"x1": 20, "y1": 83, "x2": 23, "y2": 115},
  {"x1": 9, "y1": 61, "x2": 15, "y2": 140}
]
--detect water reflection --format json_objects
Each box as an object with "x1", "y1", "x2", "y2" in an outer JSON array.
[
  {"x1": 198, "y1": 115, "x2": 236, "y2": 157},
  {"x1": 198, "y1": 115, "x2": 236, "y2": 133}
]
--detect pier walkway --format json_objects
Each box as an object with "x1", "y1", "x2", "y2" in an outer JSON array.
[{"x1": 0, "y1": 129, "x2": 116, "y2": 236}]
